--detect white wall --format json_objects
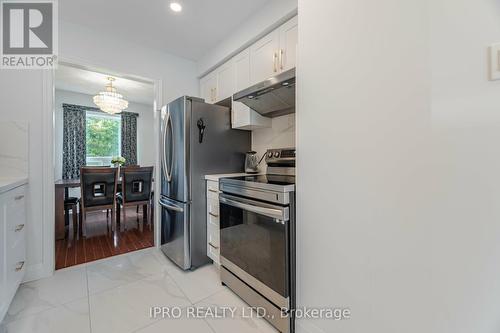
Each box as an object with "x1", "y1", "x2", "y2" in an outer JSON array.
[
  {"x1": 54, "y1": 89, "x2": 155, "y2": 181},
  {"x1": 0, "y1": 20, "x2": 198, "y2": 281},
  {"x1": 0, "y1": 122, "x2": 29, "y2": 178},
  {"x1": 298, "y1": 1, "x2": 500, "y2": 333},
  {"x1": 297, "y1": 0, "x2": 431, "y2": 332},
  {"x1": 197, "y1": 0, "x2": 297, "y2": 76},
  {"x1": 251, "y1": 114, "x2": 295, "y2": 172},
  {"x1": 428, "y1": 0, "x2": 500, "y2": 332}
]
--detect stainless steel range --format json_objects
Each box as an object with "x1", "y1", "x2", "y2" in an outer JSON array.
[{"x1": 219, "y1": 147, "x2": 296, "y2": 333}]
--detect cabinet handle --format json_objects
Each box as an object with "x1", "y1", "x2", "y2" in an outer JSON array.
[
  {"x1": 208, "y1": 189, "x2": 219, "y2": 193},
  {"x1": 214, "y1": 87, "x2": 217, "y2": 102},
  {"x1": 209, "y1": 242, "x2": 219, "y2": 249},
  {"x1": 15, "y1": 261, "x2": 25, "y2": 271},
  {"x1": 209, "y1": 212, "x2": 219, "y2": 218},
  {"x1": 273, "y1": 52, "x2": 278, "y2": 72},
  {"x1": 15, "y1": 195, "x2": 24, "y2": 201},
  {"x1": 15, "y1": 224, "x2": 25, "y2": 232},
  {"x1": 280, "y1": 49, "x2": 284, "y2": 70}
]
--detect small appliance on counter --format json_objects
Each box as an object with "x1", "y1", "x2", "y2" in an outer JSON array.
[
  {"x1": 219, "y1": 147, "x2": 296, "y2": 333},
  {"x1": 244, "y1": 151, "x2": 260, "y2": 173},
  {"x1": 159, "y1": 96, "x2": 251, "y2": 270}
]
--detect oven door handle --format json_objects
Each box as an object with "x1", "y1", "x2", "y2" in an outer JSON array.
[{"x1": 219, "y1": 195, "x2": 289, "y2": 221}]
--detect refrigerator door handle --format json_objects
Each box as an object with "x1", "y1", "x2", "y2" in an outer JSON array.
[
  {"x1": 162, "y1": 109, "x2": 174, "y2": 183},
  {"x1": 159, "y1": 198, "x2": 184, "y2": 212},
  {"x1": 161, "y1": 107, "x2": 168, "y2": 182}
]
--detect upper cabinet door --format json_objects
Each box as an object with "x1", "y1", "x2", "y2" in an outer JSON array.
[
  {"x1": 250, "y1": 29, "x2": 280, "y2": 85},
  {"x1": 215, "y1": 61, "x2": 235, "y2": 102},
  {"x1": 279, "y1": 16, "x2": 298, "y2": 72},
  {"x1": 234, "y1": 48, "x2": 250, "y2": 91},
  {"x1": 200, "y1": 72, "x2": 217, "y2": 104}
]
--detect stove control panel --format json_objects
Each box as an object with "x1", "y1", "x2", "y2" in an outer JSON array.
[{"x1": 265, "y1": 148, "x2": 296, "y2": 166}]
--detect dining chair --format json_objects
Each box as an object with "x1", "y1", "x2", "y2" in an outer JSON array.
[
  {"x1": 116, "y1": 166, "x2": 154, "y2": 232},
  {"x1": 80, "y1": 167, "x2": 119, "y2": 237},
  {"x1": 109, "y1": 164, "x2": 140, "y2": 216},
  {"x1": 65, "y1": 197, "x2": 79, "y2": 246}
]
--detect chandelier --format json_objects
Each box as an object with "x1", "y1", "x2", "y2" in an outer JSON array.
[{"x1": 93, "y1": 77, "x2": 129, "y2": 114}]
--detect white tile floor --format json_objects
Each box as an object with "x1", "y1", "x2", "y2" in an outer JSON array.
[{"x1": 0, "y1": 248, "x2": 278, "y2": 333}]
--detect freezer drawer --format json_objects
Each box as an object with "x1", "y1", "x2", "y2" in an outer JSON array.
[{"x1": 159, "y1": 196, "x2": 190, "y2": 270}]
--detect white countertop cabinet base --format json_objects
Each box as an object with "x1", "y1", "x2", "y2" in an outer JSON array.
[
  {"x1": 206, "y1": 180, "x2": 221, "y2": 265},
  {"x1": 0, "y1": 184, "x2": 27, "y2": 322}
]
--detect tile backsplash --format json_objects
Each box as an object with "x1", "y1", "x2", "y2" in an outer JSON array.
[
  {"x1": 251, "y1": 114, "x2": 295, "y2": 172},
  {"x1": 0, "y1": 121, "x2": 29, "y2": 177}
]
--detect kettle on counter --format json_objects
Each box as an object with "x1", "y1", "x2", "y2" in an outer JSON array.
[{"x1": 245, "y1": 151, "x2": 260, "y2": 174}]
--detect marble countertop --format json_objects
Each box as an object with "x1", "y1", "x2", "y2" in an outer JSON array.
[
  {"x1": 0, "y1": 176, "x2": 28, "y2": 194},
  {"x1": 204, "y1": 173, "x2": 261, "y2": 181}
]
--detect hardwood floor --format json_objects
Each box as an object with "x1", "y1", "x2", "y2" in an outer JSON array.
[{"x1": 55, "y1": 206, "x2": 154, "y2": 270}]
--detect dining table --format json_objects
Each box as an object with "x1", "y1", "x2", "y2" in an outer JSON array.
[
  {"x1": 54, "y1": 177, "x2": 154, "y2": 240},
  {"x1": 54, "y1": 179, "x2": 81, "y2": 240}
]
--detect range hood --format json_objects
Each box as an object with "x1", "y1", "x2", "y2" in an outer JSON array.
[{"x1": 233, "y1": 68, "x2": 295, "y2": 118}]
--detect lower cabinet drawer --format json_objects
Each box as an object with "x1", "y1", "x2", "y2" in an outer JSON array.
[
  {"x1": 6, "y1": 240, "x2": 26, "y2": 293},
  {"x1": 207, "y1": 198, "x2": 220, "y2": 216},
  {"x1": 5, "y1": 186, "x2": 26, "y2": 250},
  {"x1": 207, "y1": 224, "x2": 220, "y2": 264},
  {"x1": 7, "y1": 218, "x2": 26, "y2": 251},
  {"x1": 207, "y1": 181, "x2": 220, "y2": 201}
]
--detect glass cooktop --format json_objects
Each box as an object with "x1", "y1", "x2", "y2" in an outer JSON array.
[{"x1": 229, "y1": 174, "x2": 295, "y2": 186}]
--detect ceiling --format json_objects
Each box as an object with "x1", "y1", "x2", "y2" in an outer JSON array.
[
  {"x1": 55, "y1": 64, "x2": 154, "y2": 105},
  {"x1": 59, "y1": 0, "x2": 271, "y2": 60}
]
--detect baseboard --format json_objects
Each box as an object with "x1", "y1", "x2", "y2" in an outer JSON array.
[
  {"x1": 296, "y1": 320, "x2": 326, "y2": 333},
  {"x1": 23, "y1": 262, "x2": 53, "y2": 283}
]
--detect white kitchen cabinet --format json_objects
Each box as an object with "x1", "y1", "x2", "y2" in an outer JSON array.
[
  {"x1": 279, "y1": 16, "x2": 298, "y2": 72},
  {"x1": 250, "y1": 16, "x2": 298, "y2": 84},
  {"x1": 250, "y1": 29, "x2": 281, "y2": 85},
  {"x1": 198, "y1": 16, "x2": 297, "y2": 130},
  {"x1": 234, "y1": 48, "x2": 251, "y2": 92},
  {"x1": 200, "y1": 61, "x2": 235, "y2": 104},
  {"x1": 206, "y1": 180, "x2": 220, "y2": 265},
  {"x1": 215, "y1": 61, "x2": 235, "y2": 102},
  {"x1": 200, "y1": 72, "x2": 217, "y2": 104},
  {"x1": 232, "y1": 101, "x2": 271, "y2": 130},
  {"x1": 0, "y1": 184, "x2": 27, "y2": 322},
  {"x1": 232, "y1": 48, "x2": 271, "y2": 130}
]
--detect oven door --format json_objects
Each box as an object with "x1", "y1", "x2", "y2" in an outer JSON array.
[{"x1": 219, "y1": 193, "x2": 290, "y2": 308}]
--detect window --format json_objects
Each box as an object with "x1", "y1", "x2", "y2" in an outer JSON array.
[{"x1": 86, "y1": 112, "x2": 121, "y2": 166}]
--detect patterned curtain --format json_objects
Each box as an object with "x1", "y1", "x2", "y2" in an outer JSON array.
[
  {"x1": 121, "y1": 112, "x2": 138, "y2": 166},
  {"x1": 62, "y1": 104, "x2": 87, "y2": 179}
]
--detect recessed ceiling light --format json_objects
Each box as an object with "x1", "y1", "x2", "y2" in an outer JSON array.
[{"x1": 170, "y1": 2, "x2": 182, "y2": 12}]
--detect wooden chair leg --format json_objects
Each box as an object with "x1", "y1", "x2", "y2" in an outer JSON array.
[
  {"x1": 147, "y1": 203, "x2": 152, "y2": 229},
  {"x1": 67, "y1": 206, "x2": 74, "y2": 248},
  {"x1": 116, "y1": 203, "x2": 120, "y2": 228},
  {"x1": 122, "y1": 205, "x2": 127, "y2": 232},
  {"x1": 72, "y1": 205, "x2": 77, "y2": 242},
  {"x1": 82, "y1": 211, "x2": 87, "y2": 238},
  {"x1": 111, "y1": 207, "x2": 116, "y2": 233},
  {"x1": 75, "y1": 207, "x2": 80, "y2": 241},
  {"x1": 79, "y1": 203, "x2": 83, "y2": 238},
  {"x1": 64, "y1": 207, "x2": 70, "y2": 231}
]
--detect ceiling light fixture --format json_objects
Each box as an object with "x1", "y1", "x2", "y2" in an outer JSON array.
[
  {"x1": 93, "y1": 77, "x2": 129, "y2": 115},
  {"x1": 170, "y1": 2, "x2": 182, "y2": 12}
]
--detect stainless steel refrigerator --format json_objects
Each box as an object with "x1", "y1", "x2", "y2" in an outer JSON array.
[{"x1": 159, "y1": 96, "x2": 251, "y2": 270}]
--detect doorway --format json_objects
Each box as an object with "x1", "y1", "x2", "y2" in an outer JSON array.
[{"x1": 53, "y1": 62, "x2": 160, "y2": 269}]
